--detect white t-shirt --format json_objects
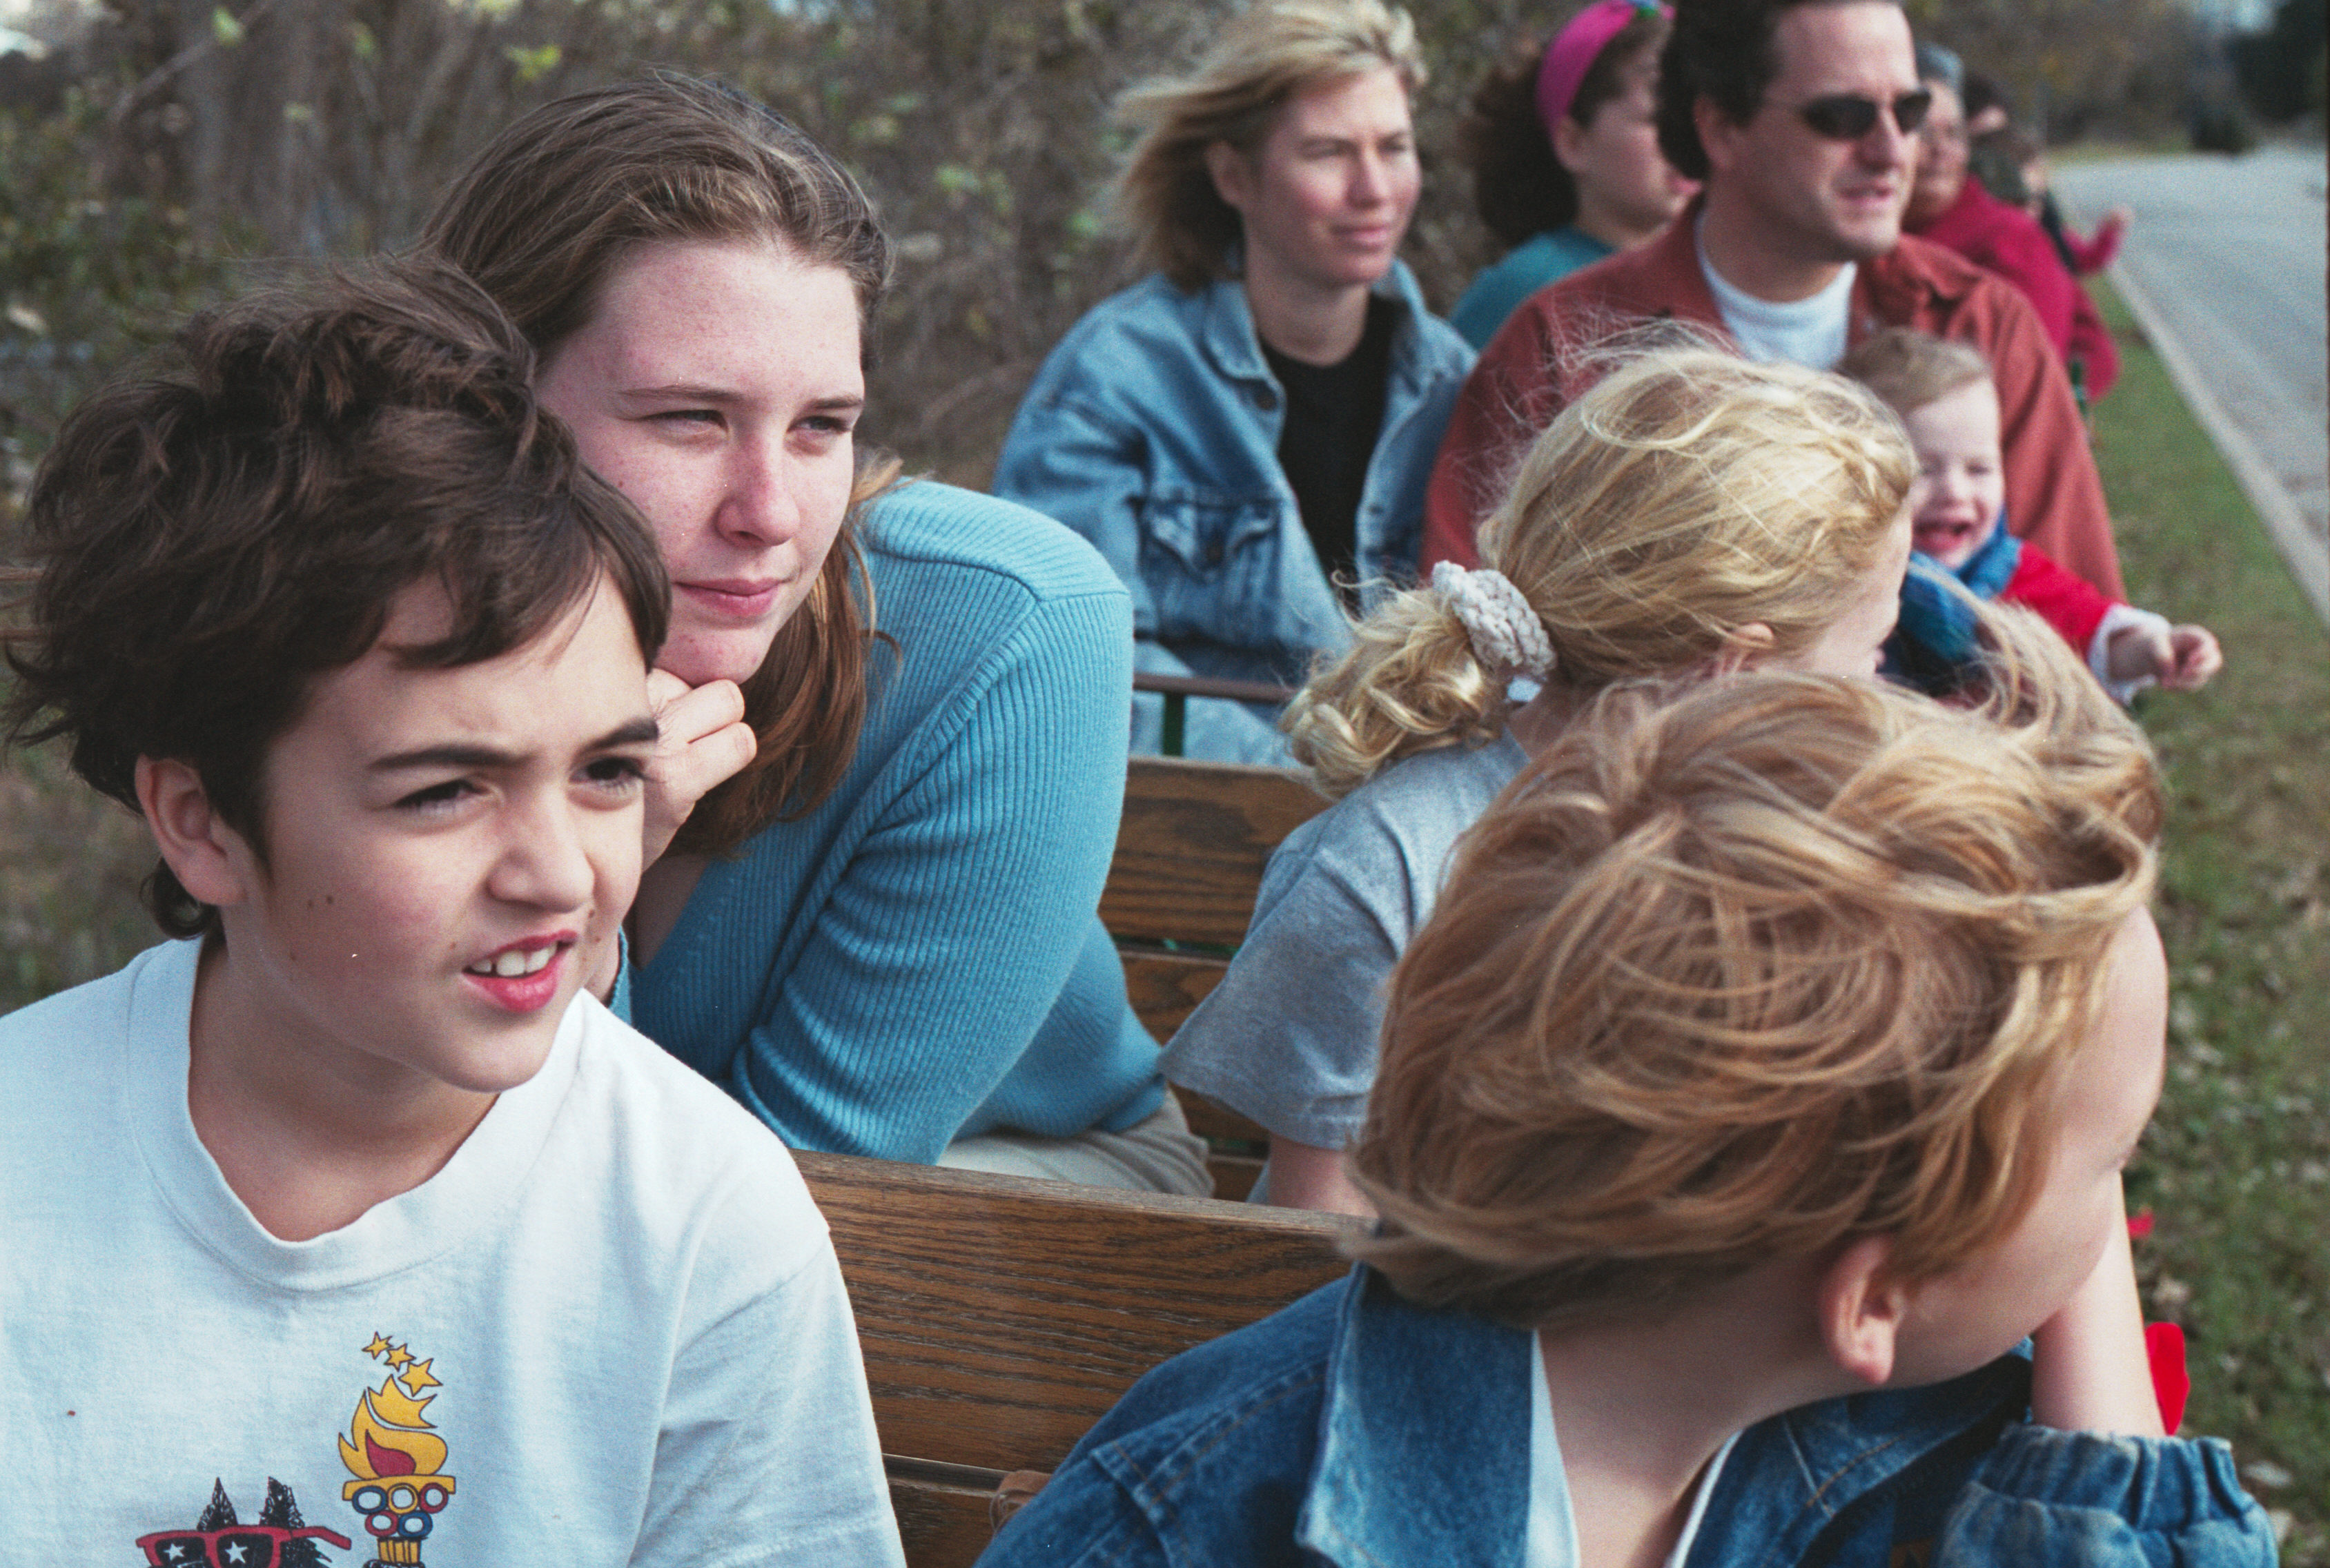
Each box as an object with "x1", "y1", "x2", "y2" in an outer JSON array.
[
  {"x1": 0, "y1": 941, "x2": 905, "y2": 1567},
  {"x1": 1697, "y1": 216, "x2": 1857, "y2": 371},
  {"x1": 1527, "y1": 1335, "x2": 1739, "y2": 1568}
]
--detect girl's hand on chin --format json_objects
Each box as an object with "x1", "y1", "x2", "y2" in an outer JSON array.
[{"x1": 643, "y1": 669, "x2": 756, "y2": 867}]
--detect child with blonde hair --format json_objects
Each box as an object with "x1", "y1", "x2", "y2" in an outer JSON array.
[
  {"x1": 1840, "y1": 328, "x2": 2221, "y2": 701},
  {"x1": 986, "y1": 614, "x2": 2275, "y2": 1568},
  {"x1": 1162, "y1": 342, "x2": 1911, "y2": 1211}
]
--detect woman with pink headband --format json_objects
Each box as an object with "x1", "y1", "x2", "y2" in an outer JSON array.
[{"x1": 1449, "y1": 0, "x2": 1698, "y2": 349}]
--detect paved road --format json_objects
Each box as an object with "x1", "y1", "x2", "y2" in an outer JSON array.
[{"x1": 2054, "y1": 144, "x2": 2328, "y2": 623}]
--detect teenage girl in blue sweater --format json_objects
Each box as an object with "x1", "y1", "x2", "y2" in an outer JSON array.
[{"x1": 424, "y1": 76, "x2": 1208, "y2": 1192}]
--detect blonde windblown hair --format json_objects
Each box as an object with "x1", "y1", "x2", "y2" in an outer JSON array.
[
  {"x1": 1284, "y1": 342, "x2": 1912, "y2": 798},
  {"x1": 1349, "y1": 605, "x2": 2163, "y2": 1331},
  {"x1": 1117, "y1": 0, "x2": 1424, "y2": 290}
]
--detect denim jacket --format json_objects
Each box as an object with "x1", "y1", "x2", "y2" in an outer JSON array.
[
  {"x1": 993, "y1": 264, "x2": 1472, "y2": 759},
  {"x1": 978, "y1": 1268, "x2": 2275, "y2": 1568}
]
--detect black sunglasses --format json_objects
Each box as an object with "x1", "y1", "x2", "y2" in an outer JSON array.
[{"x1": 1782, "y1": 88, "x2": 1933, "y2": 141}]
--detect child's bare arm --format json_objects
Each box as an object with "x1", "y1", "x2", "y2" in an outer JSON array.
[
  {"x1": 2104, "y1": 620, "x2": 2222, "y2": 691},
  {"x1": 1265, "y1": 1134, "x2": 1378, "y2": 1217},
  {"x1": 2027, "y1": 1180, "x2": 2166, "y2": 1436}
]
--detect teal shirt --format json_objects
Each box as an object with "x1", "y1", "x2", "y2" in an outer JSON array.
[
  {"x1": 1449, "y1": 226, "x2": 1616, "y2": 350},
  {"x1": 631, "y1": 480, "x2": 1165, "y2": 1162}
]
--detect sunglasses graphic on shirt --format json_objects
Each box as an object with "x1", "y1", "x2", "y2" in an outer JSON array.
[
  {"x1": 137, "y1": 1525, "x2": 355, "y2": 1566},
  {"x1": 1775, "y1": 88, "x2": 1934, "y2": 140}
]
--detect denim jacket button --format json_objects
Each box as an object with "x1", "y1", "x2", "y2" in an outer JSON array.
[
  {"x1": 1251, "y1": 385, "x2": 1279, "y2": 412},
  {"x1": 1205, "y1": 541, "x2": 1226, "y2": 566}
]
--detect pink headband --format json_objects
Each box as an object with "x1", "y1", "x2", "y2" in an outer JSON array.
[{"x1": 1535, "y1": 0, "x2": 1670, "y2": 143}]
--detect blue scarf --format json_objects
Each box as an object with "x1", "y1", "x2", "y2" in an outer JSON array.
[{"x1": 1888, "y1": 523, "x2": 2019, "y2": 684}]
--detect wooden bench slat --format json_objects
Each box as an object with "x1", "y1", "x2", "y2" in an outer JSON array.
[
  {"x1": 1173, "y1": 1085, "x2": 1270, "y2": 1149},
  {"x1": 1206, "y1": 1153, "x2": 1266, "y2": 1202},
  {"x1": 1130, "y1": 669, "x2": 1298, "y2": 705},
  {"x1": 1100, "y1": 756, "x2": 1327, "y2": 948},
  {"x1": 1119, "y1": 945, "x2": 1228, "y2": 1041},
  {"x1": 799, "y1": 1150, "x2": 1353, "y2": 1476},
  {"x1": 886, "y1": 1466, "x2": 1004, "y2": 1568}
]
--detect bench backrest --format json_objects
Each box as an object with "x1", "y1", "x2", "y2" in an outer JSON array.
[
  {"x1": 1103, "y1": 754, "x2": 1329, "y2": 1030},
  {"x1": 798, "y1": 1149, "x2": 1355, "y2": 1567},
  {"x1": 1102, "y1": 754, "x2": 1329, "y2": 950},
  {"x1": 1101, "y1": 754, "x2": 1331, "y2": 1193}
]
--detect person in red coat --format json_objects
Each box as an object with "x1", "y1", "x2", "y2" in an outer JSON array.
[
  {"x1": 1841, "y1": 329, "x2": 2216, "y2": 701},
  {"x1": 1904, "y1": 46, "x2": 2119, "y2": 401}
]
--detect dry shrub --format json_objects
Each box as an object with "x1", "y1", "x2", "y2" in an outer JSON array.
[
  {"x1": 11, "y1": 0, "x2": 1549, "y2": 483},
  {"x1": 8, "y1": 0, "x2": 2198, "y2": 482}
]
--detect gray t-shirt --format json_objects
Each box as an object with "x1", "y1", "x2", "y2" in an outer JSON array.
[{"x1": 1160, "y1": 732, "x2": 1530, "y2": 1147}]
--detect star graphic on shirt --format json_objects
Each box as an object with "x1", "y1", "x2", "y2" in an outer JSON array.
[
  {"x1": 161, "y1": 1545, "x2": 191, "y2": 1562},
  {"x1": 386, "y1": 1344, "x2": 415, "y2": 1371},
  {"x1": 222, "y1": 1542, "x2": 252, "y2": 1565},
  {"x1": 400, "y1": 1358, "x2": 440, "y2": 1393},
  {"x1": 364, "y1": 1333, "x2": 393, "y2": 1360}
]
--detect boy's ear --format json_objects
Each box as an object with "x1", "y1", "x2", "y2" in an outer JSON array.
[
  {"x1": 1712, "y1": 622, "x2": 1777, "y2": 675},
  {"x1": 135, "y1": 756, "x2": 255, "y2": 911},
  {"x1": 1819, "y1": 1235, "x2": 1909, "y2": 1387}
]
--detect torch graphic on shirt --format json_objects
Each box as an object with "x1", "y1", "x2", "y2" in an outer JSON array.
[{"x1": 339, "y1": 1334, "x2": 456, "y2": 1564}]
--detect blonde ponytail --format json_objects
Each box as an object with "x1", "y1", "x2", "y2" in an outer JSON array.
[
  {"x1": 1283, "y1": 583, "x2": 1505, "y2": 798},
  {"x1": 1284, "y1": 341, "x2": 1912, "y2": 796}
]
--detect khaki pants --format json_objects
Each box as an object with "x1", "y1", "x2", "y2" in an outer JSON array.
[{"x1": 938, "y1": 1091, "x2": 1213, "y2": 1196}]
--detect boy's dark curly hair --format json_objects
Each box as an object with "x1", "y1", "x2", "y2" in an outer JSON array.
[{"x1": 5, "y1": 257, "x2": 668, "y2": 938}]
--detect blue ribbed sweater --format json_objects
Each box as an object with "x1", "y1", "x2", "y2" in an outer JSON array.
[{"x1": 631, "y1": 480, "x2": 1166, "y2": 1162}]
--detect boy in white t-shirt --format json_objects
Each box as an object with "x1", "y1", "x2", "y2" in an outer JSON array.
[{"x1": 0, "y1": 262, "x2": 904, "y2": 1566}]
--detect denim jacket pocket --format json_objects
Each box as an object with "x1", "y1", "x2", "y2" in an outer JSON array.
[{"x1": 1139, "y1": 488, "x2": 1291, "y2": 649}]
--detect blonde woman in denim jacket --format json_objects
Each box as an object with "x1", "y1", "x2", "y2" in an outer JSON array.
[{"x1": 993, "y1": 0, "x2": 1474, "y2": 763}]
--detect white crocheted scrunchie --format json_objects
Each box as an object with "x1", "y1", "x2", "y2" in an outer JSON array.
[{"x1": 1431, "y1": 561, "x2": 1556, "y2": 679}]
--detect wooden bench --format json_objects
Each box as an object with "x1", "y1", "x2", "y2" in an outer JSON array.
[
  {"x1": 1103, "y1": 753, "x2": 1329, "y2": 1019},
  {"x1": 799, "y1": 1149, "x2": 1355, "y2": 1568},
  {"x1": 1101, "y1": 753, "x2": 1331, "y2": 1197},
  {"x1": 1130, "y1": 668, "x2": 1295, "y2": 760}
]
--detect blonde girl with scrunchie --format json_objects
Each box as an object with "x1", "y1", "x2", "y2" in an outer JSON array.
[{"x1": 1161, "y1": 342, "x2": 1915, "y2": 1213}]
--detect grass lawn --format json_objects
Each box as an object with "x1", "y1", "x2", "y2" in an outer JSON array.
[
  {"x1": 0, "y1": 278, "x2": 2322, "y2": 1553},
  {"x1": 2091, "y1": 281, "x2": 2330, "y2": 1560}
]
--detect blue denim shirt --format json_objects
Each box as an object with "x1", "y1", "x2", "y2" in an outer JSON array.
[
  {"x1": 978, "y1": 1268, "x2": 2274, "y2": 1568},
  {"x1": 993, "y1": 264, "x2": 1473, "y2": 761}
]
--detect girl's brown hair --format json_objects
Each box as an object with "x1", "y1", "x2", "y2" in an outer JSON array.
[
  {"x1": 421, "y1": 72, "x2": 897, "y2": 854},
  {"x1": 1349, "y1": 605, "x2": 2162, "y2": 1329},
  {"x1": 1838, "y1": 327, "x2": 1993, "y2": 421}
]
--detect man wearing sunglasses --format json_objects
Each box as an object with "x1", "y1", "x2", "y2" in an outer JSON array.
[{"x1": 1421, "y1": 0, "x2": 2122, "y2": 604}]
